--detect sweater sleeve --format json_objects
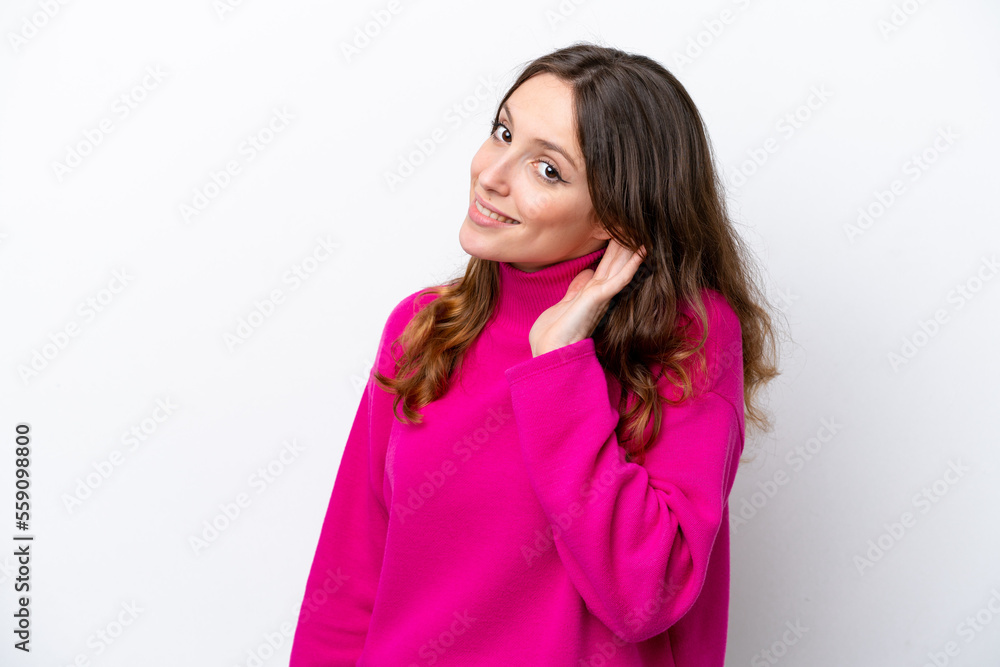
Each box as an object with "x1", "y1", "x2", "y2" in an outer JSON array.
[
  {"x1": 288, "y1": 366, "x2": 387, "y2": 666},
  {"x1": 289, "y1": 289, "x2": 430, "y2": 666},
  {"x1": 504, "y1": 296, "x2": 745, "y2": 644}
]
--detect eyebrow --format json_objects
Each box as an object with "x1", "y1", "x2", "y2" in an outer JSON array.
[{"x1": 501, "y1": 103, "x2": 579, "y2": 172}]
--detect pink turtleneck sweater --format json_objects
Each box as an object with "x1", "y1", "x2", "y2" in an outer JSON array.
[{"x1": 289, "y1": 246, "x2": 745, "y2": 666}]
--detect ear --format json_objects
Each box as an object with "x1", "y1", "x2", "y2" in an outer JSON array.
[{"x1": 590, "y1": 216, "x2": 612, "y2": 241}]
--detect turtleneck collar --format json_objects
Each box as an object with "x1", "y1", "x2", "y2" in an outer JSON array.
[{"x1": 490, "y1": 245, "x2": 608, "y2": 333}]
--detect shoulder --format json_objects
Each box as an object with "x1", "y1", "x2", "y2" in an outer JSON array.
[
  {"x1": 373, "y1": 286, "x2": 442, "y2": 376},
  {"x1": 383, "y1": 286, "x2": 441, "y2": 338},
  {"x1": 675, "y1": 287, "x2": 743, "y2": 399},
  {"x1": 700, "y1": 287, "x2": 742, "y2": 354}
]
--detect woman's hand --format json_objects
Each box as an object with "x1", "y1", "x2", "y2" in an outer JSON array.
[{"x1": 528, "y1": 239, "x2": 647, "y2": 357}]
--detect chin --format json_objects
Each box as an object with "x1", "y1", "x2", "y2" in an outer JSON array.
[{"x1": 459, "y1": 218, "x2": 499, "y2": 261}]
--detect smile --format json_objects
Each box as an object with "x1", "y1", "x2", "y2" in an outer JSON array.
[{"x1": 475, "y1": 199, "x2": 520, "y2": 224}]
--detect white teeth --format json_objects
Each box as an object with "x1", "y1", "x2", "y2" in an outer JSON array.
[{"x1": 476, "y1": 200, "x2": 519, "y2": 224}]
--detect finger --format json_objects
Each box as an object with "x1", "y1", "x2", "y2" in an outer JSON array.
[
  {"x1": 596, "y1": 246, "x2": 647, "y2": 299},
  {"x1": 592, "y1": 239, "x2": 628, "y2": 282},
  {"x1": 603, "y1": 244, "x2": 640, "y2": 283}
]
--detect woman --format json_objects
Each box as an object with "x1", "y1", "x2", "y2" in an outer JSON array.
[{"x1": 290, "y1": 42, "x2": 780, "y2": 666}]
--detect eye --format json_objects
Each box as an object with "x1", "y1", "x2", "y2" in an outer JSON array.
[
  {"x1": 490, "y1": 119, "x2": 511, "y2": 143},
  {"x1": 489, "y1": 119, "x2": 566, "y2": 185},
  {"x1": 534, "y1": 160, "x2": 562, "y2": 183}
]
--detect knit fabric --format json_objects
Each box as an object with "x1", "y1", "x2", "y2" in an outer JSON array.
[{"x1": 289, "y1": 245, "x2": 745, "y2": 666}]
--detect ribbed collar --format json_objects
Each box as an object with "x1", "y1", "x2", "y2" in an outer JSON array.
[{"x1": 490, "y1": 245, "x2": 608, "y2": 333}]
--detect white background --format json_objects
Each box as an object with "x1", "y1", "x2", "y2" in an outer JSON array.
[{"x1": 2, "y1": 0, "x2": 999, "y2": 665}]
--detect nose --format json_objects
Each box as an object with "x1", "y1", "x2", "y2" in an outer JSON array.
[{"x1": 477, "y1": 150, "x2": 512, "y2": 197}]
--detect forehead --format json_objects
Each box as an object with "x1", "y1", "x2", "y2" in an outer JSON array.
[{"x1": 504, "y1": 73, "x2": 581, "y2": 159}]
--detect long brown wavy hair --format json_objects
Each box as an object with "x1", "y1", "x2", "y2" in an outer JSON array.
[{"x1": 374, "y1": 42, "x2": 784, "y2": 466}]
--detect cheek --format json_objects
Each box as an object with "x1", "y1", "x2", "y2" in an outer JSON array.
[{"x1": 519, "y1": 188, "x2": 559, "y2": 221}]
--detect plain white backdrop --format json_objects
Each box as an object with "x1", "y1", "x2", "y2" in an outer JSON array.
[{"x1": 2, "y1": 0, "x2": 999, "y2": 665}]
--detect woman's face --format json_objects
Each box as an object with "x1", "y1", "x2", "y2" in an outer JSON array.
[{"x1": 459, "y1": 72, "x2": 610, "y2": 273}]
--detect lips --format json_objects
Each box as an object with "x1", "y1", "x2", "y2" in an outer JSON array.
[{"x1": 475, "y1": 195, "x2": 519, "y2": 224}]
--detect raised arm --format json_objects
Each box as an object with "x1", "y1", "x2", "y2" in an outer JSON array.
[{"x1": 504, "y1": 293, "x2": 745, "y2": 643}]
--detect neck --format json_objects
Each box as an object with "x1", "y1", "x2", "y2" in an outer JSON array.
[{"x1": 490, "y1": 246, "x2": 608, "y2": 333}]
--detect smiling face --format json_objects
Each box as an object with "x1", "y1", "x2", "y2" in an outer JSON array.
[{"x1": 459, "y1": 72, "x2": 610, "y2": 273}]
